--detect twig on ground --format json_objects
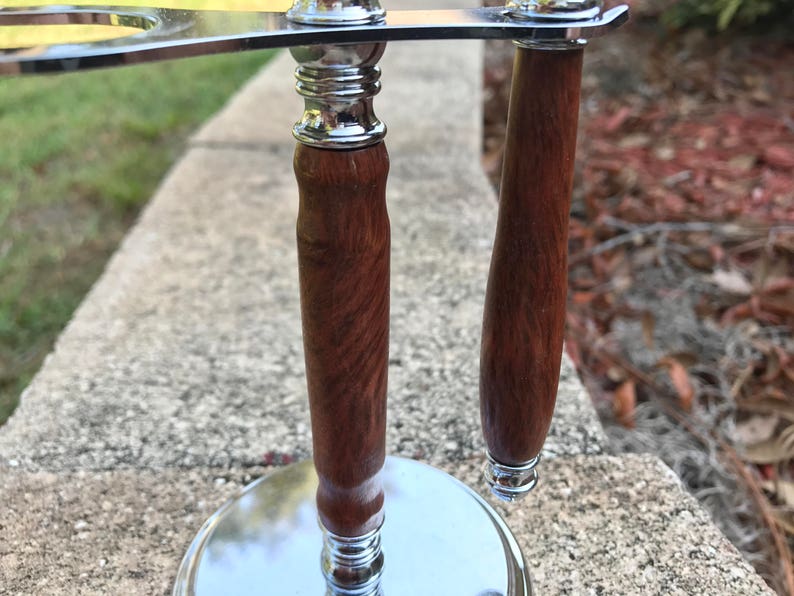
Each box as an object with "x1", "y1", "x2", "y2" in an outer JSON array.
[{"x1": 569, "y1": 220, "x2": 761, "y2": 266}]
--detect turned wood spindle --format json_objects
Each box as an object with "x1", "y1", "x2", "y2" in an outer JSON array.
[
  {"x1": 295, "y1": 142, "x2": 390, "y2": 538},
  {"x1": 481, "y1": 47, "x2": 584, "y2": 498}
]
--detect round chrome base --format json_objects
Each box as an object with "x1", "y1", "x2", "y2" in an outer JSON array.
[{"x1": 174, "y1": 456, "x2": 531, "y2": 595}]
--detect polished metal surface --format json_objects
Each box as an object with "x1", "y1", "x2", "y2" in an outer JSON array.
[
  {"x1": 0, "y1": 5, "x2": 628, "y2": 74},
  {"x1": 483, "y1": 453, "x2": 540, "y2": 503},
  {"x1": 291, "y1": 41, "x2": 386, "y2": 148},
  {"x1": 505, "y1": 0, "x2": 602, "y2": 21},
  {"x1": 507, "y1": 0, "x2": 602, "y2": 49},
  {"x1": 287, "y1": 0, "x2": 385, "y2": 26},
  {"x1": 513, "y1": 37, "x2": 587, "y2": 50},
  {"x1": 0, "y1": 8, "x2": 159, "y2": 30},
  {"x1": 174, "y1": 457, "x2": 531, "y2": 596}
]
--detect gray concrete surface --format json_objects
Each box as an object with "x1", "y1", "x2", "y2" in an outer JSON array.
[
  {"x1": 0, "y1": 0, "x2": 772, "y2": 593},
  {"x1": 0, "y1": 455, "x2": 770, "y2": 595}
]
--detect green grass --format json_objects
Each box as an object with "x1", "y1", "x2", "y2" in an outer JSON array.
[{"x1": 0, "y1": 50, "x2": 274, "y2": 424}]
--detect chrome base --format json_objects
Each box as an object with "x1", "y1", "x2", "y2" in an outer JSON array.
[{"x1": 174, "y1": 456, "x2": 531, "y2": 596}]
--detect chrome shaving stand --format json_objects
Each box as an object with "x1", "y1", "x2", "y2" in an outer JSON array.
[{"x1": 1, "y1": 2, "x2": 627, "y2": 594}]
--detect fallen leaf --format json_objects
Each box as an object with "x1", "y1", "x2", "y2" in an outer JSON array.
[
  {"x1": 683, "y1": 248, "x2": 715, "y2": 271},
  {"x1": 658, "y1": 357, "x2": 695, "y2": 412},
  {"x1": 654, "y1": 145, "x2": 676, "y2": 160},
  {"x1": 572, "y1": 291, "x2": 598, "y2": 305},
  {"x1": 613, "y1": 380, "x2": 636, "y2": 429},
  {"x1": 664, "y1": 351, "x2": 700, "y2": 367},
  {"x1": 762, "y1": 278, "x2": 794, "y2": 295},
  {"x1": 728, "y1": 154, "x2": 757, "y2": 173},
  {"x1": 743, "y1": 425, "x2": 794, "y2": 464},
  {"x1": 761, "y1": 296, "x2": 794, "y2": 318},
  {"x1": 607, "y1": 367, "x2": 628, "y2": 383},
  {"x1": 763, "y1": 145, "x2": 794, "y2": 169},
  {"x1": 722, "y1": 301, "x2": 754, "y2": 326},
  {"x1": 762, "y1": 480, "x2": 794, "y2": 508},
  {"x1": 619, "y1": 133, "x2": 652, "y2": 149},
  {"x1": 604, "y1": 106, "x2": 632, "y2": 133},
  {"x1": 738, "y1": 397, "x2": 794, "y2": 422},
  {"x1": 734, "y1": 414, "x2": 780, "y2": 445},
  {"x1": 710, "y1": 268, "x2": 753, "y2": 295}
]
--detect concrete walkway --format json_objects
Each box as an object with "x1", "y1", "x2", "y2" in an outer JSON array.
[{"x1": 0, "y1": 2, "x2": 772, "y2": 594}]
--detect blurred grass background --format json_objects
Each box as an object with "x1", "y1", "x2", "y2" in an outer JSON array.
[{"x1": 1, "y1": 49, "x2": 275, "y2": 424}]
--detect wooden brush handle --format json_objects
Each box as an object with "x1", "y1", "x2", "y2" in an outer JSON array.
[
  {"x1": 480, "y1": 47, "x2": 583, "y2": 466},
  {"x1": 295, "y1": 142, "x2": 390, "y2": 537}
]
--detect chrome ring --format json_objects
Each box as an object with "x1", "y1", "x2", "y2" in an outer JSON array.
[{"x1": 483, "y1": 453, "x2": 541, "y2": 503}]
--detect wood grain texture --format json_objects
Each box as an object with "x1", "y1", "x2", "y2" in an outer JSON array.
[
  {"x1": 480, "y1": 47, "x2": 584, "y2": 466},
  {"x1": 295, "y1": 142, "x2": 390, "y2": 537}
]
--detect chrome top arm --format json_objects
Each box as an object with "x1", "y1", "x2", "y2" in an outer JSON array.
[{"x1": 0, "y1": 3, "x2": 628, "y2": 74}]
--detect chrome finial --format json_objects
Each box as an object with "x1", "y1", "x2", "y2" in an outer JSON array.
[
  {"x1": 483, "y1": 454, "x2": 540, "y2": 503},
  {"x1": 290, "y1": 42, "x2": 386, "y2": 149},
  {"x1": 287, "y1": 0, "x2": 386, "y2": 26},
  {"x1": 321, "y1": 525, "x2": 385, "y2": 595},
  {"x1": 288, "y1": 0, "x2": 386, "y2": 149}
]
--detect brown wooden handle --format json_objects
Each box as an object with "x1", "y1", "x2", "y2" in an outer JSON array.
[
  {"x1": 480, "y1": 47, "x2": 583, "y2": 466},
  {"x1": 295, "y1": 142, "x2": 390, "y2": 537}
]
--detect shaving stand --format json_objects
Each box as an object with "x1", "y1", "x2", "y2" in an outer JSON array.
[{"x1": 0, "y1": 2, "x2": 628, "y2": 594}]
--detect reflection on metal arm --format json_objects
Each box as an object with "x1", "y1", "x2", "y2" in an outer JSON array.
[{"x1": 0, "y1": 4, "x2": 628, "y2": 74}]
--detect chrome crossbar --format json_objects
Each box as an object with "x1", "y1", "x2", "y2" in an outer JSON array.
[{"x1": 0, "y1": 4, "x2": 627, "y2": 74}]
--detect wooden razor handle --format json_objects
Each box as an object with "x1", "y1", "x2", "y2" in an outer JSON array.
[
  {"x1": 295, "y1": 142, "x2": 390, "y2": 537},
  {"x1": 480, "y1": 47, "x2": 583, "y2": 466}
]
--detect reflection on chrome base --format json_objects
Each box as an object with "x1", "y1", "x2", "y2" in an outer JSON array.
[{"x1": 173, "y1": 457, "x2": 531, "y2": 596}]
